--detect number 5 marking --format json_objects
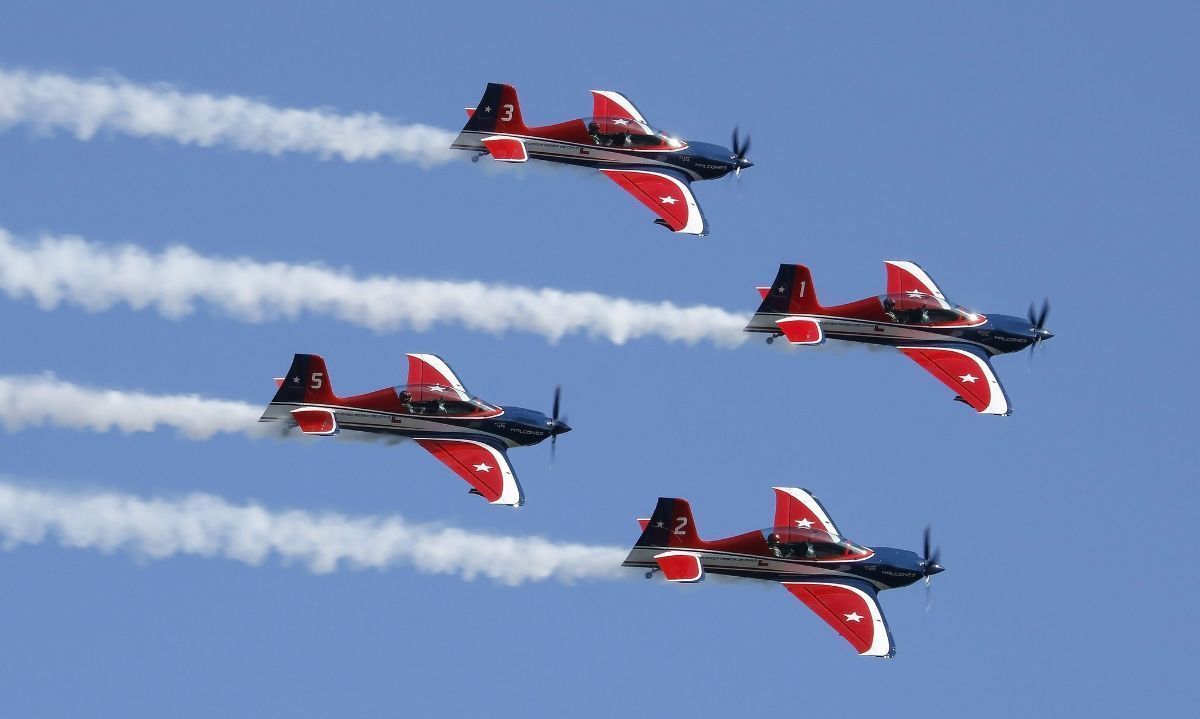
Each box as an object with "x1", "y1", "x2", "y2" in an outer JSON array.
[
  {"x1": 310, "y1": 372, "x2": 324, "y2": 390},
  {"x1": 674, "y1": 516, "x2": 688, "y2": 535},
  {"x1": 500, "y1": 104, "x2": 514, "y2": 122}
]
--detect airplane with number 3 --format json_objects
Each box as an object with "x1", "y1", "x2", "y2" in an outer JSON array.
[
  {"x1": 258, "y1": 353, "x2": 570, "y2": 507},
  {"x1": 745, "y1": 260, "x2": 1053, "y2": 415},
  {"x1": 451, "y1": 83, "x2": 753, "y2": 236},
  {"x1": 624, "y1": 487, "x2": 944, "y2": 658}
]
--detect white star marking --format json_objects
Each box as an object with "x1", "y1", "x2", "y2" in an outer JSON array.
[
  {"x1": 473, "y1": 463, "x2": 493, "y2": 473},
  {"x1": 291, "y1": 376, "x2": 300, "y2": 384},
  {"x1": 794, "y1": 518, "x2": 814, "y2": 529},
  {"x1": 844, "y1": 612, "x2": 864, "y2": 623},
  {"x1": 906, "y1": 290, "x2": 925, "y2": 298},
  {"x1": 483, "y1": 105, "x2": 492, "y2": 113},
  {"x1": 428, "y1": 384, "x2": 444, "y2": 393},
  {"x1": 613, "y1": 118, "x2": 629, "y2": 125},
  {"x1": 659, "y1": 196, "x2": 678, "y2": 205},
  {"x1": 959, "y1": 373, "x2": 979, "y2": 384},
  {"x1": 654, "y1": 521, "x2": 665, "y2": 529}
]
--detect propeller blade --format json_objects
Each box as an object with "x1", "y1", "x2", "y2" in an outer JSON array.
[
  {"x1": 923, "y1": 525, "x2": 931, "y2": 563},
  {"x1": 740, "y1": 133, "x2": 751, "y2": 158},
  {"x1": 1037, "y1": 298, "x2": 1050, "y2": 329},
  {"x1": 551, "y1": 385, "x2": 561, "y2": 423},
  {"x1": 732, "y1": 126, "x2": 741, "y2": 157}
]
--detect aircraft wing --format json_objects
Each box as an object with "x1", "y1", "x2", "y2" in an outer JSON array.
[
  {"x1": 406, "y1": 354, "x2": 470, "y2": 400},
  {"x1": 885, "y1": 260, "x2": 950, "y2": 309},
  {"x1": 899, "y1": 344, "x2": 1011, "y2": 415},
  {"x1": 772, "y1": 487, "x2": 841, "y2": 539},
  {"x1": 600, "y1": 168, "x2": 709, "y2": 236},
  {"x1": 590, "y1": 90, "x2": 649, "y2": 124},
  {"x1": 414, "y1": 437, "x2": 524, "y2": 506},
  {"x1": 782, "y1": 579, "x2": 895, "y2": 658}
]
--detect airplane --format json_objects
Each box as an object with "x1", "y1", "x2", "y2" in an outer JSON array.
[
  {"x1": 623, "y1": 487, "x2": 944, "y2": 658},
  {"x1": 745, "y1": 260, "x2": 1053, "y2": 415},
  {"x1": 450, "y1": 83, "x2": 754, "y2": 236},
  {"x1": 258, "y1": 353, "x2": 571, "y2": 507}
]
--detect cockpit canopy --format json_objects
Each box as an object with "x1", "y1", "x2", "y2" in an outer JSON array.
[
  {"x1": 878, "y1": 293, "x2": 980, "y2": 326},
  {"x1": 584, "y1": 116, "x2": 683, "y2": 149},
  {"x1": 762, "y1": 527, "x2": 871, "y2": 561},
  {"x1": 391, "y1": 384, "x2": 499, "y2": 417}
]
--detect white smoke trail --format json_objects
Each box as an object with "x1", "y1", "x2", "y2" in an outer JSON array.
[
  {"x1": 0, "y1": 372, "x2": 261, "y2": 439},
  {"x1": 0, "y1": 373, "x2": 411, "y2": 446},
  {"x1": 0, "y1": 479, "x2": 629, "y2": 584},
  {"x1": 0, "y1": 228, "x2": 750, "y2": 347},
  {"x1": 0, "y1": 67, "x2": 458, "y2": 167}
]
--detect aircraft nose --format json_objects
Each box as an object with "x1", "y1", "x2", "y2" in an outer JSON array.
[
  {"x1": 1036, "y1": 328, "x2": 1054, "y2": 341},
  {"x1": 551, "y1": 420, "x2": 571, "y2": 435},
  {"x1": 737, "y1": 158, "x2": 754, "y2": 169},
  {"x1": 926, "y1": 563, "x2": 945, "y2": 576}
]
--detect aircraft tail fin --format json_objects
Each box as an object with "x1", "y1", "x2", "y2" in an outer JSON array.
[
  {"x1": 633, "y1": 497, "x2": 702, "y2": 549},
  {"x1": 271, "y1": 354, "x2": 338, "y2": 405},
  {"x1": 460, "y1": 83, "x2": 528, "y2": 135},
  {"x1": 755, "y1": 264, "x2": 823, "y2": 315}
]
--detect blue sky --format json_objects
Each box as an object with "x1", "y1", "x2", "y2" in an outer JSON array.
[{"x1": 1, "y1": 2, "x2": 1197, "y2": 716}]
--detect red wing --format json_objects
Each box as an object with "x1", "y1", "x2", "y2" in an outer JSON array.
[
  {"x1": 899, "y1": 345, "x2": 1011, "y2": 415},
  {"x1": 590, "y1": 90, "x2": 648, "y2": 123},
  {"x1": 772, "y1": 488, "x2": 841, "y2": 538},
  {"x1": 885, "y1": 260, "x2": 949, "y2": 307},
  {"x1": 414, "y1": 438, "x2": 524, "y2": 506},
  {"x1": 783, "y1": 580, "x2": 894, "y2": 657},
  {"x1": 406, "y1": 354, "x2": 469, "y2": 399},
  {"x1": 600, "y1": 169, "x2": 708, "y2": 236}
]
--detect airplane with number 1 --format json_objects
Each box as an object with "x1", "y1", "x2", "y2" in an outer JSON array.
[
  {"x1": 259, "y1": 353, "x2": 570, "y2": 507},
  {"x1": 745, "y1": 260, "x2": 1053, "y2": 415},
  {"x1": 451, "y1": 83, "x2": 753, "y2": 236},
  {"x1": 624, "y1": 487, "x2": 944, "y2": 658}
]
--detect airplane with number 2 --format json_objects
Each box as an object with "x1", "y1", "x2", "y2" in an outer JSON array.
[
  {"x1": 259, "y1": 353, "x2": 570, "y2": 507},
  {"x1": 745, "y1": 260, "x2": 1053, "y2": 415},
  {"x1": 451, "y1": 83, "x2": 753, "y2": 236},
  {"x1": 624, "y1": 487, "x2": 944, "y2": 658}
]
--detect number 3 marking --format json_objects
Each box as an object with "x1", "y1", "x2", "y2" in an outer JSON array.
[
  {"x1": 310, "y1": 372, "x2": 324, "y2": 390},
  {"x1": 500, "y1": 104, "x2": 514, "y2": 122},
  {"x1": 674, "y1": 516, "x2": 688, "y2": 535}
]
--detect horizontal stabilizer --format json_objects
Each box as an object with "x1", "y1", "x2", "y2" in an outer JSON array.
[
  {"x1": 291, "y1": 407, "x2": 338, "y2": 435},
  {"x1": 481, "y1": 135, "x2": 528, "y2": 163},
  {"x1": 776, "y1": 317, "x2": 824, "y2": 345},
  {"x1": 637, "y1": 518, "x2": 650, "y2": 531},
  {"x1": 654, "y1": 551, "x2": 704, "y2": 582}
]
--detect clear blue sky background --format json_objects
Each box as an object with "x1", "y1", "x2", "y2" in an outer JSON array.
[{"x1": 1, "y1": 2, "x2": 1197, "y2": 716}]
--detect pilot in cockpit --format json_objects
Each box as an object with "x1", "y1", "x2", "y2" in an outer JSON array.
[
  {"x1": 883, "y1": 297, "x2": 899, "y2": 323},
  {"x1": 767, "y1": 532, "x2": 784, "y2": 558},
  {"x1": 398, "y1": 390, "x2": 415, "y2": 414}
]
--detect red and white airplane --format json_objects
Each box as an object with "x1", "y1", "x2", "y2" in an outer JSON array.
[
  {"x1": 259, "y1": 353, "x2": 570, "y2": 507},
  {"x1": 624, "y1": 488, "x2": 943, "y2": 658},
  {"x1": 451, "y1": 83, "x2": 753, "y2": 236},
  {"x1": 745, "y1": 261, "x2": 1053, "y2": 415}
]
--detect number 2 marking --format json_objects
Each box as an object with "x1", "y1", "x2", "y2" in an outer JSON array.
[
  {"x1": 674, "y1": 517, "x2": 688, "y2": 535},
  {"x1": 310, "y1": 372, "x2": 324, "y2": 390},
  {"x1": 500, "y1": 104, "x2": 514, "y2": 122}
]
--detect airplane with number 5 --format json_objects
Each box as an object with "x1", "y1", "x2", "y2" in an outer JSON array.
[
  {"x1": 258, "y1": 353, "x2": 570, "y2": 507},
  {"x1": 624, "y1": 487, "x2": 944, "y2": 658},
  {"x1": 745, "y1": 260, "x2": 1053, "y2": 415},
  {"x1": 451, "y1": 83, "x2": 753, "y2": 236}
]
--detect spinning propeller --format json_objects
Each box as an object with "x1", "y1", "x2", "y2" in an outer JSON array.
[
  {"x1": 548, "y1": 385, "x2": 570, "y2": 463},
  {"x1": 731, "y1": 126, "x2": 754, "y2": 177},
  {"x1": 921, "y1": 525, "x2": 944, "y2": 610},
  {"x1": 1028, "y1": 298, "x2": 1053, "y2": 364}
]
